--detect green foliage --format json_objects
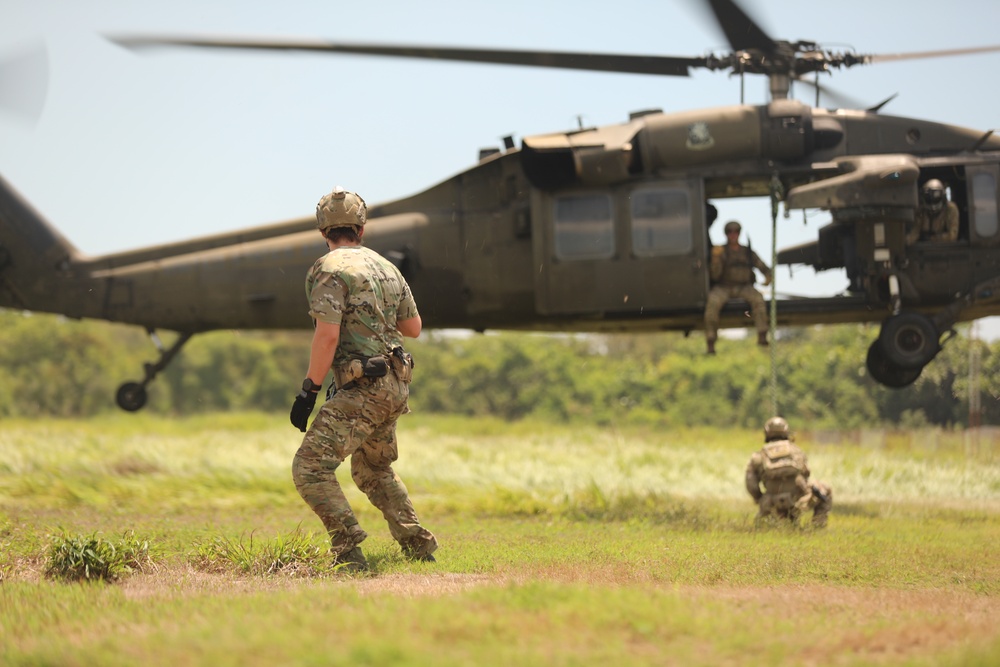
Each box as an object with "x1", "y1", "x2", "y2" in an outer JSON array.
[
  {"x1": 0, "y1": 310, "x2": 309, "y2": 416},
  {"x1": 0, "y1": 312, "x2": 141, "y2": 418},
  {"x1": 162, "y1": 331, "x2": 308, "y2": 413},
  {"x1": 408, "y1": 325, "x2": 1000, "y2": 428},
  {"x1": 44, "y1": 530, "x2": 153, "y2": 582},
  {"x1": 2, "y1": 308, "x2": 999, "y2": 427}
]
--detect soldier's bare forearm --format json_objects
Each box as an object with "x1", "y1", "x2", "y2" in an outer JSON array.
[{"x1": 306, "y1": 321, "x2": 340, "y2": 385}]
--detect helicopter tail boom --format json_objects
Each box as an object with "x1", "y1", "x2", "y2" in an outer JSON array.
[{"x1": 0, "y1": 173, "x2": 86, "y2": 314}]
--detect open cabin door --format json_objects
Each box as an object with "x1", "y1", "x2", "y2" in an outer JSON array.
[{"x1": 532, "y1": 180, "x2": 708, "y2": 317}]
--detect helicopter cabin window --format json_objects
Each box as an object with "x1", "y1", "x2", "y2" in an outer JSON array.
[
  {"x1": 630, "y1": 188, "x2": 692, "y2": 256},
  {"x1": 972, "y1": 172, "x2": 999, "y2": 239},
  {"x1": 553, "y1": 193, "x2": 615, "y2": 260}
]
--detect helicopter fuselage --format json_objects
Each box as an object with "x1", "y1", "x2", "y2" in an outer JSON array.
[{"x1": 3, "y1": 100, "x2": 1000, "y2": 402}]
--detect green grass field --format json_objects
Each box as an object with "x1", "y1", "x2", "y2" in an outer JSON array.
[{"x1": 2, "y1": 413, "x2": 999, "y2": 666}]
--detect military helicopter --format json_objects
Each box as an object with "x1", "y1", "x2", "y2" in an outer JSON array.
[{"x1": 3, "y1": 0, "x2": 1000, "y2": 410}]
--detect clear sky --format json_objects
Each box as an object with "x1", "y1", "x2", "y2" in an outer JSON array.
[{"x1": 3, "y1": 0, "x2": 1000, "y2": 336}]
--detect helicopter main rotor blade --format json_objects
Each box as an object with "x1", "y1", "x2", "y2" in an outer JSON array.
[
  {"x1": 864, "y1": 44, "x2": 1000, "y2": 64},
  {"x1": 0, "y1": 43, "x2": 48, "y2": 122},
  {"x1": 109, "y1": 34, "x2": 706, "y2": 77},
  {"x1": 705, "y1": 0, "x2": 777, "y2": 54}
]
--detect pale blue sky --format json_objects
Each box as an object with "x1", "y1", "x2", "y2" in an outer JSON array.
[{"x1": 2, "y1": 0, "x2": 1000, "y2": 335}]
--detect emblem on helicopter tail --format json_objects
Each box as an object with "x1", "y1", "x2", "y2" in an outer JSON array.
[{"x1": 686, "y1": 122, "x2": 715, "y2": 150}]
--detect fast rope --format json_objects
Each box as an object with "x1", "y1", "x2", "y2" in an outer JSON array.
[{"x1": 768, "y1": 173, "x2": 784, "y2": 417}]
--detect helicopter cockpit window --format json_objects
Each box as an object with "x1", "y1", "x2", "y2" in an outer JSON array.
[
  {"x1": 630, "y1": 188, "x2": 693, "y2": 256},
  {"x1": 553, "y1": 194, "x2": 615, "y2": 260},
  {"x1": 972, "y1": 172, "x2": 999, "y2": 239}
]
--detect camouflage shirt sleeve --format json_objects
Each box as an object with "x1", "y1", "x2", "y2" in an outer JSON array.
[
  {"x1": 397, "y1": 280, "x2": 419, "y2": 321},
  {"x1": 750, "y1": 249, "x2": 772, "y2": 280},
  {"x1": 307, "y1": 268, "x2": 349, "y2": 325}
]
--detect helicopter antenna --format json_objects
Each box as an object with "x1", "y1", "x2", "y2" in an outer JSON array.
[
  {"x1": 866, "y1": 93, "x2": 898, "y2": 114},
  {"x1": 969, "y1": 130, "x2": 996, "y2": 152}
]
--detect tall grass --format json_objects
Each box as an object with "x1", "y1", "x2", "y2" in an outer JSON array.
[
  {"x1": 1, "y1": 413, "x2": 999, "y2": 666},
  {"x1": 3, "y1": 413, "x2": 998, "y2": 511},
  {"x1": 190, "y1": 529, "x2": 332, "y2": 576}
]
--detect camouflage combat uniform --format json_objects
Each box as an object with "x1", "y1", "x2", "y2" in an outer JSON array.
[
  {"x1": 907, "y1": 200, "x2": 959, "y2": 243},
  {"x1": 704, "y1": 244, "x2": 772, "y2": 343},
  {"x1": 745, "y1": 439, "x2": 832, "y2": 527},
  {"x1": 291, "y1": 244, "x2": 437, "y2": 560}
]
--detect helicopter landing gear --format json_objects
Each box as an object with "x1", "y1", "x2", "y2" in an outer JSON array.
[
  {"x1": 867, "y1": 310, "x2": 951, "y2": 388},
  {"x1": 116, "y1": 381, "x2": 149, "y2": 412},
  {"x1": 877, "y1": 311, "x2": 940, "y2": 370},
  {"x1": 866, "y1": 340, "x2": 922, "y2": 389},
  {"x1": 115, "y1": 330, "x2": 194, "y2": 412}
]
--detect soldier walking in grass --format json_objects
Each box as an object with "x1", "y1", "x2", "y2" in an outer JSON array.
[
  {"x1": 288, "y1": 186, "x2": 437, "y2": 571},
  {"x1": 745, "y1": 416, "x2": 832, "y2": 528}
]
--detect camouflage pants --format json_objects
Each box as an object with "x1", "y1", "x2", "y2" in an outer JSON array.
[
  {"x1": 704, "y1": 284, "x2": 768, "y2": 341},
  {"x1": 758, "y1": 481, "x2": 833, "y2": 527},
  {"x1": 291, "y1": 371, "x2": 437, "y2": 558}
]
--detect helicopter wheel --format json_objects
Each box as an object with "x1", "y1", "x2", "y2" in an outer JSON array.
[
  {"x1": 115, "y1": 382, "x2": 148, "y2": 412},
  {"x1": 878, "y1": 312, "x2": 940, "y2": 370},
  {"x1": 866, "y1": 341, "x2": 922, "y2": 389}
]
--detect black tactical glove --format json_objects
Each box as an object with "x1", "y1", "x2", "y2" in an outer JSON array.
[{"x1": 290, "y1": 390, "x2": 318, "y2": 432}]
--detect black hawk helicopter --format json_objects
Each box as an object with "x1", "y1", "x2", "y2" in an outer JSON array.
[{"x1": 2, "y1": 0, "x2": 1000, "y2": 410}]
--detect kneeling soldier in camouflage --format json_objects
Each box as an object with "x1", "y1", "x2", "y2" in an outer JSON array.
[
  {"x1": 289, "y1": 187, "x2": 437, "y2": 571},
  {"x1": 746, "y1": 416, "x2": 832, "y2": 528}
]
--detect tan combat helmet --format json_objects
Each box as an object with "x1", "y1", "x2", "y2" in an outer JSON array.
[
  {"x1": 763, "y1": 416, "x2": 790, "y2": 440},
  {"x1": 723, "y1": 220, "x2": 741, "y2": 235},
  {"x1": 316, "y1": 186, "x2": 367, "y2": 230}
]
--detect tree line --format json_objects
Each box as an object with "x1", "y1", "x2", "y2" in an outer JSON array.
[{"x1": 1, "y1": 309, "x2": 997, "y2": 427}]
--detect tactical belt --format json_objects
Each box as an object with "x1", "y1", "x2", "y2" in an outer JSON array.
[
  {"x1": 334, "y1": 355, "x2": 389, "y2": 390},
  {"x1": 334, "y1": 347, "x2": 414, "y2": 390}
]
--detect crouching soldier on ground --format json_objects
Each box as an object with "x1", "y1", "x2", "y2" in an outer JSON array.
[{"x1": 745, "y1": 416, "x2": 832, "y2": 528}]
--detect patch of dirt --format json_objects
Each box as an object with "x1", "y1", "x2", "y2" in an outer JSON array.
[
  {"x1": 12, "y1": 563, "x2": 999, "y2": 663},
  {"x1": 116, "y1": 567, "x2": 496, "y2": 600},
  {"x1": 352, "y1": 572, "x2": 495, "y2": 597}
]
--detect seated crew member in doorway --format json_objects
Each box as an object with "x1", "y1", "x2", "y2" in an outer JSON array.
[
  {"x1": 704, "y1": 220, "x2": 773, "y2": 354},
  {"x1": 906, "y1": 179, "x2": 959, "y2": 244}
]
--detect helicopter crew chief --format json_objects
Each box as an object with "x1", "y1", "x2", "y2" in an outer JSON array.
[
  {"x1": 906, "y1": 179, "x2": 959, "y2": 244},
  {"x1": 704, "y1": 220, "x2": 773, "y2": 354},
  {"x1": 746, "y1": 417, "x2": 832, "y2": 528},
  {"x1": 289, "y1": 187, "x2": 437, "y2": 571}
]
